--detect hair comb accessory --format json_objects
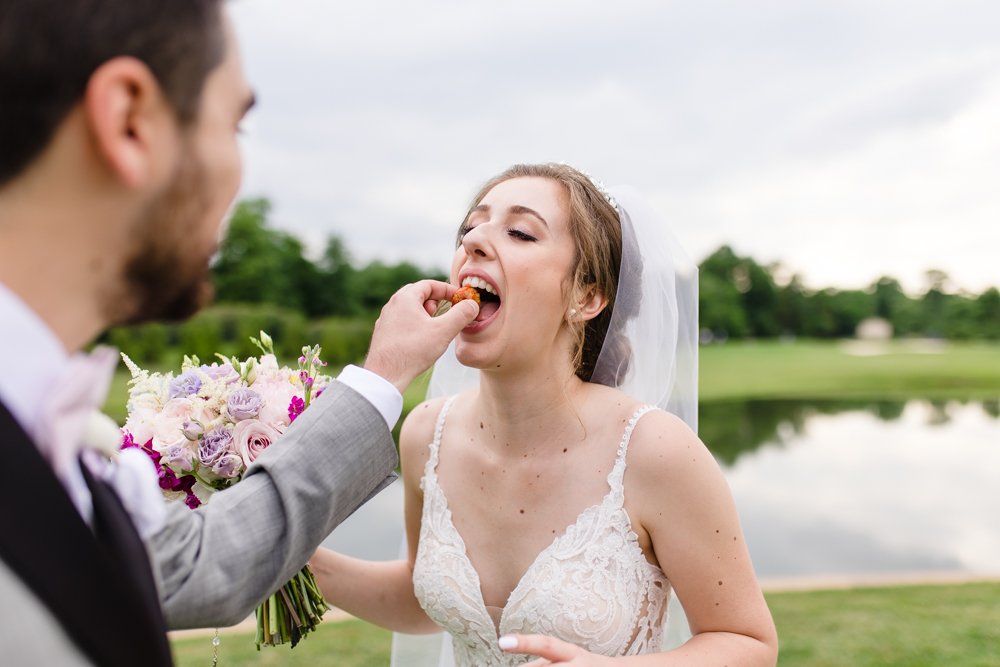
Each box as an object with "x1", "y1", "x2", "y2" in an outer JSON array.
[{"x1": 557, "y1": 162, "x2": 619, "y2": 213}]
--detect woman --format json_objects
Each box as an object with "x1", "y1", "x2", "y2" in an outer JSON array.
[{"x1": 310, "y1": 163, "x2": 778, "y2": 665}]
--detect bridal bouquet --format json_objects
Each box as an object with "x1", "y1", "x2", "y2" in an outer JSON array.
[{"x1": 119, "y1": 332, "x2": 331, "y2": 649}]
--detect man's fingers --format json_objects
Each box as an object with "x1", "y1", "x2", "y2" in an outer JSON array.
[
  {"x1": 424, "y1": 298, "x2": 444, "y2": 317},
  {"x1": 499, "y1": 634, "x2": 577, "y2": 661},
  {"x1": 409, "y1": 279, "x2": 457, "y2": 304},
  {"x1": 437, "y1": 298, "x2": 479, "y2": 331}
]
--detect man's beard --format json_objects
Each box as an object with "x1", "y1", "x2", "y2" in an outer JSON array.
[{"x1": 108, "y1": 147, "x2": 218, "y2": 326}]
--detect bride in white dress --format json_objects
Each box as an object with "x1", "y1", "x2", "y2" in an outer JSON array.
[{"x1": 310, "y1": 163, "x2": 777, "y2": 666}]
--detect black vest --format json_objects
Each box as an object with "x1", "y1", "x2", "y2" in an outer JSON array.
[{"x1": 0, "y1": 402, "x2": 173, "y2": 667}]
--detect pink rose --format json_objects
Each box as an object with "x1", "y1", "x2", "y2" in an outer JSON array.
[
  {"x1": 161, "y1": 397, "x2": 195, "y2": 421},
  {"x1": 252, "y1": 378, "x2": 300, "y2": 428},
  {"x1": 233, "y1": 419, "x2": 282, "y2": 467}
]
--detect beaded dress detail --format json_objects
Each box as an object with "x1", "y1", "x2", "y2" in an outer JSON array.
[{"x1": 412, "y1": 397, "x2": 671, "y2": 665}]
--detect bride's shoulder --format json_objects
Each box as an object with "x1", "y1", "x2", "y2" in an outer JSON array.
[
  {"x1": 400, "y1": 396, "x2": 450, "y2": 452},
  {"x1": 399, "y1": 396, "x2": 450, "y2": 485},
  {"x1": 625, "y1": 405, "x2": 704, "y2": 473}
]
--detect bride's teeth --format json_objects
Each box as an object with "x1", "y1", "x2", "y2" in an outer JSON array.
[{"x1": 460, "y1": 276, "x2": 498, "y2": 296}]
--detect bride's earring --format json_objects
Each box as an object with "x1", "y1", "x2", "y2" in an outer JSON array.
[{"x1": 567, "y1": 308, "x2": 578, "y2": 319}]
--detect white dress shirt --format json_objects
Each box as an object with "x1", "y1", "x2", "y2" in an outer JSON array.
[{"x1": 0, "y1": 280, "x2": 403, "y2": 527}]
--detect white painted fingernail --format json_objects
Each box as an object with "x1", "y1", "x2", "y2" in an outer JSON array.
[{"x1": 498, "y1": 635, "x2": 518, "y2": 650}]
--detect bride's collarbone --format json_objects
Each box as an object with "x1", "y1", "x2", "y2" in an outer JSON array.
[{"x1": 437, "y1": 434, "x2": 624, "y2": 558}]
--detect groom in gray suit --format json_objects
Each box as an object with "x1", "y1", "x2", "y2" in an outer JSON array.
[{"x1": 0, "y1": 1, "x2": 480, "y2": 665}]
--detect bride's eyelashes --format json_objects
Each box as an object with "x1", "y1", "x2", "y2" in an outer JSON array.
[
  {"x1": 457, "y1": 222, "x2": 537, "y2": 243},
  {"x1": 506, "y1": 228, "x2": 537, "y2": 242}
]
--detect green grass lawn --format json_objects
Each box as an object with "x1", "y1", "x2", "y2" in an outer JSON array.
[
  {"x1": 699, "y1": 340, "x2": 1000, "y2": 401},
  {"x1": 171, "y1": 581, "x2": 1000, "y2": 667}
]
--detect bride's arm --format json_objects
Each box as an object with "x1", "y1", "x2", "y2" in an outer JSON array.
[
  {"x1": 308, "y1": 398, "x2": 445, "y2": 634},
  {"x1": 502, "y1": 409, "x2": 778, "y2": 666}
]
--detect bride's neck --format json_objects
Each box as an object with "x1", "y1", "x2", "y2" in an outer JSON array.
[{"x1": 473, "y1": 358, "x2": 587, "y2": 454}]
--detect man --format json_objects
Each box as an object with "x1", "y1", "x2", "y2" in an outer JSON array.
[{"x1": 0, "y1": 1, "x2": 479, "y2": 665}]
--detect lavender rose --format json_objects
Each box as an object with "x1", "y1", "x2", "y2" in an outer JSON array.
[
  {"x1": 162, "y1": 442, "x2": 195, "y2": 472},
  {"x1": 200, "y1": 363, "x2": 239, "y2": 383},
  {"x1": 169, "y1": 371, "x2": 202, "y2": 399},
  {"x1": 212, "y1": 453, "x2": 243, "y2": 479},
  {"x1": 233, "y1": 419, "x2": 282, "y2": 467},
  {"x1": 198, "y1": 427, "x2": 233, "y2": 467},
  {"x1": 226, "y1": 388, "x2": 263, "y2": 421}
]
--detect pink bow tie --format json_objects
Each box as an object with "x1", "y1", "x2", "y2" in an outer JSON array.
[{"x1": 36, "y1": 346, "x2": 120, "y2": 479}]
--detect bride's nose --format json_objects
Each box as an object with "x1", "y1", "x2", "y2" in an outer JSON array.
[{"x1": 460, "y1": 224, "x2": 493, "y2": 259}]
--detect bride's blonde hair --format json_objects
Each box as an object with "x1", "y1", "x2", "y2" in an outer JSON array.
[{"x1": 460, "y1": 163, "x2": 628, "y2": 383}]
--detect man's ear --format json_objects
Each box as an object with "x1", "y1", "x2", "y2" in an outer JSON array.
[{"x1": 83, "y1": 56, "x2": 178, "y2": 189}]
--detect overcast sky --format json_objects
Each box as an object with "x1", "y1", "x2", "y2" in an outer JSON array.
[{"x1": 228, "y1": 1, "x2": 999, "y2": 294}]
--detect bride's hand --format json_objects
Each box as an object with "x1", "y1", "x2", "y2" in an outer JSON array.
[{"x1": 499, "y1": 634, "x2": 614, "y2": 666}]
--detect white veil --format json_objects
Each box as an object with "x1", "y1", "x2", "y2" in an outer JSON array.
[{"x1": 392, "y1": 184, "x2": 698, "y2": 666}]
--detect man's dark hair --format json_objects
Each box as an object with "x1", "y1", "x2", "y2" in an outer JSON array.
[{"x1": 0, "y1": 0, "x2": 226, "y2": 187}]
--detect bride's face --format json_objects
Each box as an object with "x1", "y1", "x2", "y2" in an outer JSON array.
[{"x1": 449, "y1": 176, "x2": 578, "y2": 373}]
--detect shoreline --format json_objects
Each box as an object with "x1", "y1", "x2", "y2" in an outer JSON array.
[
  {"x1": 758, "y1": 569, "x2": 1000, "y2": 592},
  {"x1": 170, "y1": 570, "x2": 1000, "y2": 640}
]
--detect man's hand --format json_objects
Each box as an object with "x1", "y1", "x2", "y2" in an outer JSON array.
[{"x1": 363, "y1": 280, "x2": 479, "y2": 394}]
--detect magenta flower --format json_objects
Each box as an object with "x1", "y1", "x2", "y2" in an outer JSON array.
[
  {"x1": 288, "y1": 396, "x2": 306, "y2": 423},
  {"x1": 184, "y1": 492, "x2": 202, "y2": 509}
]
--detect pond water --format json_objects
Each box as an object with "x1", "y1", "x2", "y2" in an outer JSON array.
[{"x1": 322, "y1": 398, "x2": 1000, "y2": 582}]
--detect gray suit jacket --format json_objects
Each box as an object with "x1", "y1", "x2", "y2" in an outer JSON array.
[{"x1": 0, "y1": 380, "x2": 397, "y2": 664}]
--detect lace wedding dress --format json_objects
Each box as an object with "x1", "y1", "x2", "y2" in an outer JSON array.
[{"x1": 412, "y1": 397, "x2": 672, "y2": 666}]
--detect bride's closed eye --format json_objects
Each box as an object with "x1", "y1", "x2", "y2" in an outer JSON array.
[
  {"x1": 506, "y1": 228, "x2": 537, "y2": 242},
  {"x1": 457, "y1": 223, "x2": 537, "y2": 243}
]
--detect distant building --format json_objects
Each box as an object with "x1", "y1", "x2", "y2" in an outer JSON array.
[{"x1": 856, "y1": 317, "x2": 893, "y2": 340}]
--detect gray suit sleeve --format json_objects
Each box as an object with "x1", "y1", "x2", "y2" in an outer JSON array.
[{"x1": 149, "y1": 380, "x2": 399, "y2": 629}]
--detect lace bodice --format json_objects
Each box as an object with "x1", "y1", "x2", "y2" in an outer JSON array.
[{"x1": 412, "y1": 397, "x2": 671, "y2": 666}]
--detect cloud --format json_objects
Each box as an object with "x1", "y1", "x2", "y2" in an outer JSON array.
[{"x1": 229, "y1": 0, "x2": 1000, "y2": 289}]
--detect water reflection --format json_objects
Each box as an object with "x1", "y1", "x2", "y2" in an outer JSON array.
[
  {"x1": 325, "y1": 398, "x2": 1000, "y2": 581},
  {"x1": 725, "y1": 399, "x2": 1000, "y2": 579},
  {"x1": 701, "y1": 397, "x2": 1000, "y2": 465}
]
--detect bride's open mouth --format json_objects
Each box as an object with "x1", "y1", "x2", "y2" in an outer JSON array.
[{"x1": 459, "y1": 274, "x2": 502, "y2": 330}]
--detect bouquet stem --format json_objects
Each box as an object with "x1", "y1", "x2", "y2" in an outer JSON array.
[{"x1": 254, "y1": 564, "x2": 330, "y2": 650}]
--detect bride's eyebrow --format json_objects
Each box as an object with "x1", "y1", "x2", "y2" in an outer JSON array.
[
  {"x1": 468, "y1": 204, "x2": 548, "y2": 228},
  {"x1": 509, "y1": 205, "x2": 548, "y2": 228}
]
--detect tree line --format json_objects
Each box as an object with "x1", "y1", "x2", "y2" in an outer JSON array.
[
  {"x1": 700, "y1": 247, "x2": 1000, "y2": 340},
  {"x1": 213, "y1": 198, "x2": 999, "y2": 341},
  {"x1": 211, "y1": 198, "x2": 444, "y2": 318}
]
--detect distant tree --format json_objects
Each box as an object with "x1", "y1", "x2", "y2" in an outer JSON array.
[
  {"x1": 741, "y1": 260, "x2": 780, "y2": 337},
  {"x1": 699, "y1": 246, "x2": 779, "y2": 337},
  {"x1": 212, "y1": 199, "x2": 321, "y2": 314},
  {"x1": 825, "y1": 289, "x2": 873, "y2": 337},
  {"x1": 920, "y1": 269, "x2": 951, "y2": 338},
  {"x1": 774, "y1": 275, "x2": 809, "y2": 336},
  {"x1": 869, "y1": 276, "x2": 907, "y2": 321},
  {"x1": 943, "y1": 293, "x2": 980, "y2": 340},
  {"x1": 975, "y1": 288, "x2": 1000, "y2": 339},
  {"x1": 315, "y1": 235, "x2": 362, "y2": 316},
  {"x1": 699, "y1": 272, "x2": 748, "y2": 338},
  {"x1": 353, "y1": 261, "x2": 426, "y2": 312}
]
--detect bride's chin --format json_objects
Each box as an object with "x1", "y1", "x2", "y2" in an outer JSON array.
[{"x1": 454, "y1": 343, "x2": 500, "y2": 371}]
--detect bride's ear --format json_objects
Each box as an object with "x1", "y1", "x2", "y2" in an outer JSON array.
[{"x1": 568, "y1": 286, "x2": 608, "y2": 322}]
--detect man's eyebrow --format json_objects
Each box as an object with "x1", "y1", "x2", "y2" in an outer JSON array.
[{"x1": 241, "y1": 91, "x2": 257, "y2": 117}]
